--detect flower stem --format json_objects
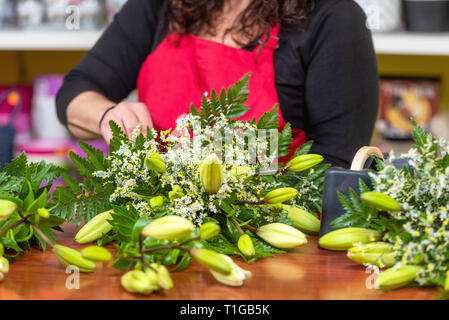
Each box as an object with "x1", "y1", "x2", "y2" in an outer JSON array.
[
  {"x1": 31, "y1": 224, "x2": 54, "y2": 248},
  {"x1": 229, "y1": 218, "x2": 245, "y2": 235}
]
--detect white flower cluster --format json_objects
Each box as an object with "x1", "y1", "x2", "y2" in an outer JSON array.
[{"x1": 370, "y1": 136, "x2": 449, "y2": 284}]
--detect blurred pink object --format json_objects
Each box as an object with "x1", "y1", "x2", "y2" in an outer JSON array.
[{"x1": 0, "y1": 85, "x2": 33, "y2": 141}]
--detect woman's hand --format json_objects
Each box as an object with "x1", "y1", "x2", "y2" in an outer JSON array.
[{"x1": 100, "y1": 101, "x2": 154, "y2": 143}]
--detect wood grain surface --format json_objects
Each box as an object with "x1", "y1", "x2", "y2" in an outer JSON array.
[{"x1": 0, "y1": 223, "x2": 436, "y2": 300}]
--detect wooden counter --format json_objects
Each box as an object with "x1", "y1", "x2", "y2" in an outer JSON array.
[{"x1": 0, "y1": 223, "x2": 435, "y2": 300}]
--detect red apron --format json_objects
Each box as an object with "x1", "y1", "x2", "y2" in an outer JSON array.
[{"x1": 137, "y1": 25, "x2": 306, "y2": 159}]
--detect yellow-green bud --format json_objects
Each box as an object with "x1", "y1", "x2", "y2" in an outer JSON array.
[
  {"x1": 190, "y1": 248, "x2": 232, "y2": 275},
  {"x1": 75, "y1": 210, "x2": 113, "y2": 244},
  {"x1": 141, "y1": 215, "x2": 194, "y2": 240},
  {"x1": 200, "y1": 154, "x2": 223, "y2": 194},
  {"x1": 319, "y1": 227, "x2": 382, "y2": 251},
  {"x1": 263, "y1": 188, "x2": 298, "y2": 204},
  {"x1": 0, "y1": 256, "x2": 9, "y2": 274},
  {"x1": 210, "y1": 254, "x2": 251, "y2": 287},
  {"x1": 347, "y1": 243, "x2": 396, "y2": 268},
  {"x1": 151, "y1": 263, "x2": 173, "y2": 290},
  {"x1": 237, "y1": 234, "x2": 255, "y2": 257},
  {"x1": 0, "y1": 243, "x2": 4, "y2": 256},
  {"x1": 376, "y1": 265, "x2": 423, "y2": 291},
  {"x1": 37, "y1": 208, "x2": 50, "y2": 219},
  {"x1": 361, "y1": 192, "x2": 402, "y2": 212},
  {"x1": 256, "y1": 223, "x2": 307, "y2": 249},
  {"x1": 287, "y1": 154, "x2": 323, "y2": 172},
  {"x1": 0, "y1": 200, "x2": 18, "y2": 222},
  {"x1": 199, "y1": 222, "x2": 220, "y2": 240},
  {"x1": 121, "y1": 270, "x2": 156, "y2": 295},
  {"x1": 149, "y1": 196, "x2": 164, "y2": 209},
  {"x1": 81, "y1": 246, "x2": 113, "y2": 262},
  {"x1": 282, "y1": 205, "x2": 320, "y2": 234},
  {"x1": 52, "y1": 244, "x2": 96, "y2": 273},
  {"x1": 168, "y1": 185, "x2": 184, "y2": 200},
  {"x1": 144, "y1": 268, "x2": 159, "y2": 289},
  {"x1": 144, "y1": 153, "x2": 166, "y2": 173},
  {"x1": 445, "y1": 271, "x2": 449, "y2": 291},
  {"x1": 229, "y1": 166, "x2": 253, "y2": 179}
]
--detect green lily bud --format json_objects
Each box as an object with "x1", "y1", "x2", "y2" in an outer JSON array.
[
  {"x1": 149, "y1": 196, "x2": 164, "y2": 210},
  {"x1": 237, "y1": 234, "x2": 255, "y2": 257},
  {"x1": 0, "y1": 256, "x2": 9, "y2": 274},
  {"x1": 263, "y1": 188, "x2": 298, "y2": 204},
  {"x1": 361, "y1": 192, "x2": 402, "y2": 212},
  {"x1": 141, "y1": 215, "x2": 194, "y2": 240},
  {"x1": 168, "y1": 185, "x2": 184, "y2": 200},
  {"x1": 75, "y1": 210, "x2": 113, "y2": 244},
  {"x1": 282, "y1": 205, "x2": 320, "y2": 234},
  {"x1": 287, "y1": 154, "x2": 323, "y2": 172},
  {"x1": 256, "y1": 223, "x2": 307, "y2": 249},
  {"x1": 37, "y1": 208, "x2": 50, "y2": 219},
  {"x1": 144, "y1": 268, "x2": 159, "y2": 289},
  {"x1": 444, "y1": 271, "x2": 449, "y2": 291},
  {"x1": 52, "y1": 244, "x2": 96, "y2": 273},
  {"x1": 199, "y1": 222, "x2": 220, "y2": 240},
  {"x1": 376, "y1": 265, "x2": 423, "y2": 291},
  {"x1": 200, "y1": 154, "x2": 223, "y2": 194},
  {"x1": 0, "y1": 243, "x2": 4, "y2": 256},
  {"x1": 319, "y1": 228, "x2": 382, "y2": 251},
  {"x1": 121, "y1": 270, "x2": 156, "y2": 295},
  {"x1": 190, "y1": 248, "x2": 232, "y2": 275},
  {"x1": 144, "y1": 153, "x2": 166, "y2": 173},
  {"x1": 210, "y1": 254, "x2": 251, "y2": 287},
  {"x1": 0, "y1": 199, "x2": 18, "y2": 222},
  {"x1": 81, "y1": 246, "x2": 113, "y2": 262},
  {"x1": 348, "y1": 242, "x2": 396, "y2": 268},
  {"x1": 151, "y1": 263, "x2": 173, "y2": 290}
]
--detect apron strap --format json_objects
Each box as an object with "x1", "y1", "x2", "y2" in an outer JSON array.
[{"x1": 258, "y1": 24, "x2": 280, "y2": 51}]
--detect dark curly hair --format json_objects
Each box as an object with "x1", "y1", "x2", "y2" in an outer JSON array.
[{"x1": 167, "y1": 0, "x2": 315, "y2": 47}]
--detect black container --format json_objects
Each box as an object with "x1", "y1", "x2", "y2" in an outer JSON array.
[{"x1": 403, "y1": 0, "x2": 449, "y2": 32}]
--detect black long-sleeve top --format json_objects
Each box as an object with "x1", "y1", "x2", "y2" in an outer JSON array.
[{"x1": 56, "y1": 0, "x2": 379, "y2": 168}]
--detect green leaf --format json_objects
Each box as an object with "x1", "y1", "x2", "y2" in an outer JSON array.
[
  {"x1": 257, "y1": 105, "x2": 279, "y2": 130},
  {"x1": 112, "y1": 258, "x2": 133, "y2": 270},
  {"x1": 173, "y1": 252, "x2": 192, "y2": 272}
]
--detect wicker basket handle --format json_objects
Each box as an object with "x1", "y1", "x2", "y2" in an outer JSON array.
[{"x1": 350, "y1": 146, "x2": 384, "y2": 171}]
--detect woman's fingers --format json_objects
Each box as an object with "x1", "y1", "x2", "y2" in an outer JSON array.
[{"x1": 99, "y1": 102, "x2": 153, "y2": 143}]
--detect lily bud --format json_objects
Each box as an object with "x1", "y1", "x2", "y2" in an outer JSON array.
[
  {"x1": 81, "y1": 246, "x2": 113, "y2": 262},
  {"x1": 210, "y1": 254, "x2": 251, "y2": 287},
  {"x1": 282, "y1": 205, "x2": 320, "y2": 234},
  {"x1": 37, "y1": 208, "x2": 50, "y2": 219},
  {"x1": 287, "y1": 154, "x2": 323, "y2": 172},
  {"x1": 199, "y1": 222, "x2": 220, "y2": 240},
  {"x1": 229, "y1": 166, "x2": 253, "y2": 179},
  {"x1": 0, "y1": 199, "x2": 18, "y2": 222},
  {"x1": 144, "y1": 153, "x2": 166, "y2": 173},
  {"x1": 0, "y1": 243, "x2": 4, "y2": 256},
  {"x1": 237, "y1": 234, "x2": 255, "y2": 257},
  {"x1": 256, "y1": 223, "x2": 307, "y2": 249},
  {"x1": 348, "y1": 242, "x2": 396, "y2": 268},
  {"x1": 169, "y1": 185, "x2": 184, "y2": 200},
  {"x1": 263, "y1": 188, "x2": 298, "y2": 204},
  {"x1": 141, "y1": 215, "x2": 194, "y2": 240},
  {"x1": 121, "y1": 270, "x2": 156, "y2": 295},
  {"x1": 361, "y1": 192, "x2": 402, "y2": 212},
  {"x1": 190, "y1": 248, "x2": 232, "y2": 275},
  {"x1": 376, "y1": 265, "x2": 423, "y2": 291},
  {"x1": 149, "y1": 196, "x2": 164, "y2": 210},
  {"x1": 0, "y1": 256, "x2": 9, "y2": 274},
  {"x1": 144, "y1": 268, "x2": 159, "y2": 289},
  {"x1": 200, "y1": 154, "x2": 223, "y2": 194},
  {"x1": 75, "y1": 210, "x2": 113, "y2": 244},
  {"x1": 151, "y1": 263, "x2": 173, "y2": 290},
  {"x1": 319, "y1": 228, "x2": 382, "y2": 251},
  {"x1": 52, "y1": 244, "x2": 96, "y2": 273}
]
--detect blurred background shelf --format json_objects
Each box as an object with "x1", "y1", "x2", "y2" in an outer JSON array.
[
  {"x1": 373, "y1": 32, "x2": 449, "y2": 56},
  {"x1": 0, "y1": 30, "x2": 102, "y2": 51},
  {"x1": 0, "y1": 30, "x2": 448, "y2": 55}
]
